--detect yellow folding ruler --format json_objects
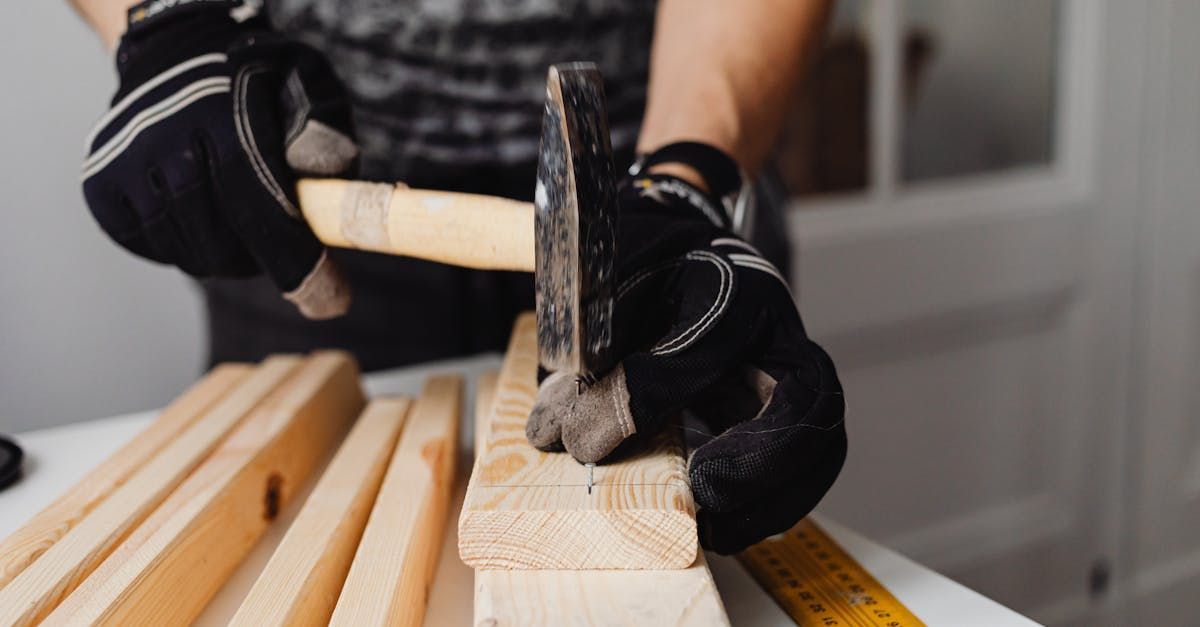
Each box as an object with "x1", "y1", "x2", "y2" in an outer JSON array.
[{"x1": 738, "y1": 519, "x2": 926, "y2": 626}]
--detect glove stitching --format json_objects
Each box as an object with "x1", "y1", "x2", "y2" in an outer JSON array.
[
  {"x1": 690, "y1": 353, "x2": 844, "y2": 484},
  {"x1": 710, "y1": 237, "x2": 791, "y2": 291},
  {"x1": 610, "y1": 367, "x2": 636, "y2": 437},
  {"x1": 729, "y1": 254, "x2": 790, "y2": 290},
  {"x1": 234, "y1": 63, "x2": 299, "y2": 217},
  {"x1": 86, "y1": 52, "x2": 228, "y2": 150},
  {"x1": 650, "y1": 250, "x2": 734, "y2": 356},
  {"x1": 709, "y1": 236, "x2": 761, "y2": 254},
  {"x1": 690, "y1": 367, "x2": 846, "y2": 478},
  {"x1": 83, "y1": 77, "x2": 232, "y2": 181},
  {"x1": 617, "y1": 258, "x2": 684, "y2": 300}
]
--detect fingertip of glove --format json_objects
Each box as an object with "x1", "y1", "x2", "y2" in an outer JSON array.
[
  {"x1": 559, "y1": 402, "x2": 627, "y2": 464},
  {"x1": 285, "y1": 120, "x2": 359, "y2": 176},
  {"x1": 526, "y1": 405, "x2": 564, "y2": 451},
  {"x1": 562, "y1": 424, "x2": 621, "y2": 464},
  {"x1": 526, "y1": 372, "x2": 573, "y2": 450},
  {"x1": 284, "y1": 251, "x2": 350, "y2": 319},
  {"x1": 560, "y1": 366, "x2": 637, "y2": 464}
]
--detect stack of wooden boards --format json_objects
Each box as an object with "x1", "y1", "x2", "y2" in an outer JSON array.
[
  {"x1": 462, "y1": 314, "x2": 731, "y2": 625},
  {"x1": 0, "y1": 351, "x2": 461, "y2": 626},
  {"x1": 0, "y1": 311, "x2": 730, "y2": 626}
]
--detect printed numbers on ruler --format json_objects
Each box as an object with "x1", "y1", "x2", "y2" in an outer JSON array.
[{"x1": 738, "y1": 519, "x2": 925, "y2": 627}]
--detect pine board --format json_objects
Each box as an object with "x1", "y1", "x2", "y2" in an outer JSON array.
[
  {"x1": 328, "y1": 375, "x2": 461, "y2": 627},
  {"x1": 228, "y1": 398, "x2": 410, "y2": 627},
  {"x1": 473, "y1": 557, "x2": 729, "y2": 626},
  {"x1": 0, "y1": 358, "x2": 301, "y2": 626},
  {"x1": 468, "y1": 367, "x2": 728, "y2": 626},
  {"x1": 42, "y1": 351, "x2": 364, "y2": 626},
  {"x1": 0, "y1": 364, "x2": 249, "y2": 588},
  {"x1": 458, "y1": 313, "x2": 697, "y2": 570}
]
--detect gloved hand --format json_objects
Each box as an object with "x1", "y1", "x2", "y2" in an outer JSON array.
[
  {"x1": 527, "y1": 142, "x2": 847, "y2": 554},
  {"x1": 82, "y1": 0, "x2": 357, "y2": 318}
]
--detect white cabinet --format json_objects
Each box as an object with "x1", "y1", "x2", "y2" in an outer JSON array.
[{"x1": 777, "y1": 1, "x2": 1199, "y2": 624}]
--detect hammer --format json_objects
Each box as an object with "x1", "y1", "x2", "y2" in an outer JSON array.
[{"x1": 295, "y1": 63, "x2": 618, "y2": 378}]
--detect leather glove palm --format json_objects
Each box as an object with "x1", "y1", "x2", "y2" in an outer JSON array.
[
  {"x1": 82, "y1": 1, "x2": 357, "y2": 318},
  {"x1": 528, "y1": 144, "x2": 848, "y2": 554}
]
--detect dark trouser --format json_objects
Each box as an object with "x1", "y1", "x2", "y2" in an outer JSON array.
[{"x1": 200, "y1": 157, "x2": 791, "y2": 372}]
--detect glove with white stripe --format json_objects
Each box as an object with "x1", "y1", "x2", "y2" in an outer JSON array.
[
  {"x1": 527, "y1": 142, "x2": 848, "y2": 554},
  {"x1": 82, "y1": 0, "x2": 357, "y2": 318}
]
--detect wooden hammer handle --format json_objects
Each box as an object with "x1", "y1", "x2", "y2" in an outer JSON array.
[{"x1": 297, "y1": 178, "x2": 536, "y2": 272}]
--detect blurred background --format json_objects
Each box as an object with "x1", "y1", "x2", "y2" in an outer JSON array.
[{"x1": 1, "y1": 0, "x2": 1197, "y2": 625}]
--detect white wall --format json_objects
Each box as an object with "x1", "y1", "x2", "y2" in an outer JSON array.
[
  {"x1": 902, "y1": 0, "x2": 1057, "y2": 181},
  {"x1": 0, "y1": 2, "x2": 203, "y2": 433}
]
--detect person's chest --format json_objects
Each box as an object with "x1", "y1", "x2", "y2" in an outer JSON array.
[{"x1": 267, "y1": 0, "x2": 656, "y2": 173}]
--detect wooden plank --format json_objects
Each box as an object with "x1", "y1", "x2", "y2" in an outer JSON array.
[
  {"x1": 469, "y1": 368, "x2": 728, "y2": 626},
  {"x1": 474, "y1": 370, "x2": 500, "y2": 461},
  {"x1": 329, "y1": 374, "x2": 461, "y2": 627},
  {"x1": 42, "y1": 351, "x2": 365, "y2": 627},
  {"x1": 473, "y1": 556, "x2": 729, "y2": 626},
  {"x1": 458, "y1": 313, "x2": 697, "y2": 570},
  {"x1": 0, "y1": 364, "x2": 249, "y2": 588},
  {"x1": 227, "y1": 398, "x2": 410, "y2": 627},
  {"x1": 0, "y1": 357, "x2": 302, "y2": 626},
  {"x1": 298, "y1": 178, "x2": 536, "y2": 271}
]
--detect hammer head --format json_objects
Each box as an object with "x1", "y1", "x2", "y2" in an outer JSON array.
[{"x1": 535, "y1": 63, "x2": 618, "y2": 378}]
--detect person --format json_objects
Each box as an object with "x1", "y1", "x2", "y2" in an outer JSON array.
[{"x1": 70, "y1": 0, "x2": 847, "y2": 554}]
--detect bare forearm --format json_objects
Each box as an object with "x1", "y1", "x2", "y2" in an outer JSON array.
[
  {"x1": 638, "y1": 0, "x2": 832, "y2": 183},
  {"x1": 68, "y1": 0, "x2": 138, "y2": 50}
]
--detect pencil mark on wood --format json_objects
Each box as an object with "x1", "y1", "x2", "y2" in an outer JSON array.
[{"x1": 459, "y1": 313, "x2": 698, "y2": 570}]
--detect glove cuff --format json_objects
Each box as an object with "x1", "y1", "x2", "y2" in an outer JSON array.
[
  {"x1": 125, "y1": 0, "x2": 245, "y2": 39},
  {"x1": 112, "y1": 1, "x2": 261, "y2": 101},
  {"x1": 631, "y1": 141, "x2": 743, "y2": 199},
  {"x1": 626, "y1": 142, "x2": 750, "y2": 233},
  {"x1": 628, "y1": 174, "x2": 733, "y2": 230}
]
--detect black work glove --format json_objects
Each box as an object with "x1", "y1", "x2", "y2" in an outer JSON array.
[
  {"x1": 527, "y1": 142, "x2": 847, "y2": 554},
  {"x1": 82, "y1": 0, "x2": 357, "y2": 318}
]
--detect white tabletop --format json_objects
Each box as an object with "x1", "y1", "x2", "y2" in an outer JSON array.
[{"x1": 0, "y1": 355, "x2": 1037, "y2": 626}]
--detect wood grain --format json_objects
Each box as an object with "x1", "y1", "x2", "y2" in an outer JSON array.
[
  {"x1": 329, "y1": 375, "x2": 461, "y2": 627},
  {"x1": 298, "y1": 178, "x2": 535, "y2": 271},
  {"x1": 0, "y1": 358, "x2": 300, "y2": 626},
  {"x1": 41, "y1": 351, "x2": 365, "y2": 627},
  {"x1": 0, "y1": 364, "x2": 248, "y2": 588},
  {"x1": 474, "y1": 370, "x2": 500, "y2": 461},
  {"x1": 228, "y1": 398, "x2": 411, "y2": 627},
  {"x1": 458, "y1": 313, "x2": 698, "y2": 570},
  {"x1": 473, "y1": 555, "x2": 729, "y2": 626},
  {"x1": 468, "y1": 368, "x2": 729, "y2": 626}
]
